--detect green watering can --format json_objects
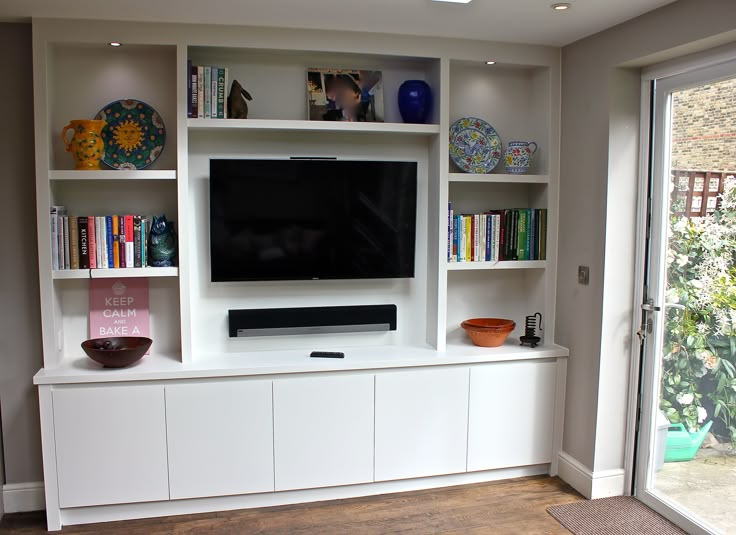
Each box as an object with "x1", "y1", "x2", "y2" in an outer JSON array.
[{"x1": 664, "y1": 420, "x2": 713, "y2": 462}]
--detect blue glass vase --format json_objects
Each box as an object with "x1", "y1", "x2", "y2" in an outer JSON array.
[{"x1": 398, "y1": 80, "x2": 433, "y2": 124}]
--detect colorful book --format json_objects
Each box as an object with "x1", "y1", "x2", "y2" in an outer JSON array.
[
  {"x1": 69, "y1": 216, "x2": 80, "y2": 269},
  {"x1": 125, "y1": 215, "x2": 134, "y2": 268},
  {"x1": 134, "y1": 215, "x2": 142, "y2": 268},
  {"x1": 211, "y1": 66, "x2": 218, "y2": 118},
  {"x1": 63, "y1": 216, "x2": 71, "y2": 269},
  {"x1": 204, "y1": 66, "x2": 211, "y2": 119},
  {"x1": 197, "y1": 66, "x2": 204, "y2": 118},
  {"x1": 187, "y1": 59, "x2": 193, "y2": 118},
  {"x1": 50, "y1": 206, "x2": 62, "y2": 270},
  {"x1": 112, "y1": 216, "x2": 120, "y2": 268},
  {"x1": 190, "y1": 63, "x2": 199, "y2": 118},
  {"x1": 78, "y1": 216, "x2": 90, "y2": 269}
]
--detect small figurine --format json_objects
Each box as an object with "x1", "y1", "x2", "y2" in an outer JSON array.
[
  {"x1": 149, "y1": 215, "x2": 177, "y2": 267},
  {"x1": 228, "y1": 80, "x2": 253, "y2": 119}
]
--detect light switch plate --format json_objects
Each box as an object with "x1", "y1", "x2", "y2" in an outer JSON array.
[{"x1": 578, "y1": 266, "x2": 590, "y2": 285}]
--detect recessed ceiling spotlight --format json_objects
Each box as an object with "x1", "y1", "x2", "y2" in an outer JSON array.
[
  {"x1": 485, "y1": 61, "x2": 496, "y2": 65},
  {"x1": 432, "y1": 0, "x2": 473, "y2": 3},
  {"x1": 109, "y1": 42, "x2": 122, "y2": 47},
  {"x1": 551, "y1": 3, "x2": 571, "y2": 10}
]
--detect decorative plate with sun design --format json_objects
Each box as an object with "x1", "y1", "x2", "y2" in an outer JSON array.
[{"x1": 94, "y1": 99, "x2": 166, "y2": 170}]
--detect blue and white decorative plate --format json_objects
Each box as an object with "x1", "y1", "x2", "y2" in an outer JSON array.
[
  {"x1": 95, "y1": 99, "x2": 166, "y2": 170},
  {"x1": 449, "y1": 117, "x2": 502, "y2": 173}
]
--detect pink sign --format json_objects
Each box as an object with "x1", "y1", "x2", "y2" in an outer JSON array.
[{"x1": 89, "y1": 278, "x2": 150, "y2": 350}]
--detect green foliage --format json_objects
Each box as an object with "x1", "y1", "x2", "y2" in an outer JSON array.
[{"x1": 662, "y1": 181, "x2": 736, "y2": 443}]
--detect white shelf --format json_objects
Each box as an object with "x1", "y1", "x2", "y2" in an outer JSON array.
[
  {"x1": 33, "y1": 344, "x2": 569, "y2": 385},
  {"x1": 49, "y1": 170, "x2": 177, "y2": 181},
  {"x1": 188, "y1": 118, "x2": 441, "y2": 136},
  {"x1": 52, "y1": 267, "x2": 179, "y2": 279},
  {"x1": 448, "y1": 173, "x2": 549, "y2": 184},
  {"x1": 447, "y1": 261, "x2": 546, "y2": 271}
]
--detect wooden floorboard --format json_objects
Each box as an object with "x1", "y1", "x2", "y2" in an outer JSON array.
[{"x1": 0, "y1": 476, "x2": 583, "y2": 534}]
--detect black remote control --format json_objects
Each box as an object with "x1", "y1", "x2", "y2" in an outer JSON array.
[{"x1": 310, "y1": 351, "x2": 345, "y2": 358}]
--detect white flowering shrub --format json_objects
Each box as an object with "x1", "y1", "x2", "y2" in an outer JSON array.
[{"x1": 662, "y1": 180, "x2": 736, "y2": 442}]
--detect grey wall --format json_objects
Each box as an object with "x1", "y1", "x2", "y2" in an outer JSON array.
[
  {"x1": 0, "y1": 22, "x2": 44, "y2": 484},
  {"x1": 557, "y1": 0, "x2": 736, "y2": 474}
]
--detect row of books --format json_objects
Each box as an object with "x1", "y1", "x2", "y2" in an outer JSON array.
[
  {"x1": 448, "y1": 205, "x2": 547, "y2": 263},
  {"x1": 187, "y1": 61, "x2": 229, "y2": 119},
  {"x1": 50, "y1": 207, "x2": 154, "y2": 270}
]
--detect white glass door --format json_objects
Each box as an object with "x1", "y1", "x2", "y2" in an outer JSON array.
[{"x1": 636, "y1": 60, "x2": 736, "y2": 535}]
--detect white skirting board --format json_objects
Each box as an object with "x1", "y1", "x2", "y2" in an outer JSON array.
[
  {"x1": 3, "y1": 482, "x2": 46, "y2": 513},
  {"x1": 557, "y1": 451, "x2": 626, "y2": 499}
]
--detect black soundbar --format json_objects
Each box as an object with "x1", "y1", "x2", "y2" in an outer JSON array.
[{"x1": 228, "y1": 304, "x2": 397, "y2": 338}]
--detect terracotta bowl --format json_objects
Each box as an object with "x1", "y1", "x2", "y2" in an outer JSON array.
[
  {"x1": 81, "y1": 337, "x2": 152, "y2": 368},
  {"x1": 461, "y1": 318, "x2": 516, "y2": 348}
]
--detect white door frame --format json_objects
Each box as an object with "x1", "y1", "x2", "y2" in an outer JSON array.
[{"x1": 627, "y1": 50, "x2": 736, "y2": 535}]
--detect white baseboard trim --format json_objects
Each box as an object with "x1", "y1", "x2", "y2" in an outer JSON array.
[
  {"x1": 557, "y1": 451, "x2": 626, "y2": 499},
  {"x1": 3, "y1": 482, "x2": 46, "y2": 513}
]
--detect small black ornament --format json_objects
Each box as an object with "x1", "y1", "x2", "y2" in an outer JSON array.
[{"x1": 520, "y1": 312, "x2": 543, "y2": 348}]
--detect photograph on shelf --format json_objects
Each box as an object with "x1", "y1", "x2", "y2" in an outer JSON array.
[{"x1": 307, "y1": 68, "x2": 384, "y2": 122}]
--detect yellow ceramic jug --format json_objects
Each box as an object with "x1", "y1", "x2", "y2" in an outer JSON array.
[{"x1": 61, "y1": 119, "x2": 107, "y2": 170}]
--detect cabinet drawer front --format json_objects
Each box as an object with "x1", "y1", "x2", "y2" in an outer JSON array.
[
  {"x1": 166, "y1": 380, "x2": 275, "y2": 499},
  {"x1": 53, "y1": 385, "x2": 169, "y2": 508},
  {"x1": 273, "y1": 374, "x2": 374, "y2": 491},
  {"x1": 468, "y1": 360, "x2": 557, "y2": 471},
  {"x1": 375, "y1": 367, "x2": 470, "y2": 481}
]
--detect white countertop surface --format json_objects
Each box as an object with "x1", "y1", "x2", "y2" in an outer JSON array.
[{"x1": 34, "y1": 338, "x2": 569, "y2": 385}]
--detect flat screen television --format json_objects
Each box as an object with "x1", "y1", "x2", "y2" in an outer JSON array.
[{"x1": 209, "y1": 159, "x2": 417, "y2": 282}]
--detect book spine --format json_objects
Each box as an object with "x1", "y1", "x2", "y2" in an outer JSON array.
[
  {"x1": 134, "y1": 215, "x2": 142, "y2": 268},
  {"x1": 540, "y1": 209, "x2": 547, "y2": 260},
  {"x1": 87, "y1": 216, "x2": 97, "y2": 269},
  {"x1": 494, "y1": 214, "x2": 500, "y2": 262},
  {"x1": 460, "y1": 216, "x2": 467, "y2": 262},
  {"x1": 125, "y1": 215, "x2": 134, "y2": 267},
  {"x1": 211, "y1": 66, "x2": 218, "y2": 118},
  {"x1": 485, "y1": 214, "x2": 492, "y2": 262},
  {"x1": 58, "y1": 210, "x2": 65, "y2": 269},
  {"x1": 197, "y1": 66, "x2": 204, "y2": 118},
  {"x1": 473, "y1": 214, "x2": 479, "y2": 262},
  {"x1": 447, "y1": 203, "x2": 452, "y2": 262},
  {"x1": 62, "y1": 216, "x2": 70, "y2": 269},
  {"x1": 529, "y1": 209, "x2": 536, "y2": 261},
  {"x1": 191, "y1": 64, "x2": 199, "y2": 118},
  {"x1": 50, "y1": 207, "x2": 59, "y2": 270},
  {"x1": 104, "y1": 216, "x2": 113, "y2": 268},
  {"x1": 511, "y1": 210, "x2": 519, "y2": 260},
  {"x1": 78, "y1": 216, "x2": 89, "y2": 269},
  {"x1": 223, "y1": 68, "x2": 229, "y2": 118},
  {"x1": 69, "y1": 216, "x2": 79, "y2": 269},
  {"x1": 187, "y1": 59, "x2": 192, "y2": 118},
  {"x1": 465, "y1": 216, "x2": 472, "y2": 261},
  {"x1": 217, "y1": 67, "x2": 226, "y2": 119},
  {"x1": 141, "y1": 217, "x2": 147, "y2": 267},
  {"x1": 517, "y1": 209, "x2": 527, "y2": 261},
  {"x1": 453, "y1": 215, "x2": 460, "y2": 262},
  {"x1": 94, "y1": 217, "x2": 102, "y2": 268},
  {"x1": 112, "y1": 216, "x2": 120, "y2": 268},
  {"x1": 204, "y1": 66, "x2": 211, "y2": 119}
]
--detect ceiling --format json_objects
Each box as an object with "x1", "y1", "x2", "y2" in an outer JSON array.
[{"x1": 0, "y1": 0, "x2": 678, "y2": 47}]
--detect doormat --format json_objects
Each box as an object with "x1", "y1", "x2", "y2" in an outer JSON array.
[{"x1": 547, "y1": 496, "x2": 687, "y2": 535}]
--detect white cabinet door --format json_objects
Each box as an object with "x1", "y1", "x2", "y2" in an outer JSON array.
[
  {"x1": 273, "y1": 374, "x2": 374, "y2": 491},
  {"x1": 467, "y1": 360, "x2": 557, "y2": 472},
  {"x1": 165, "y1": 380, "x2": 274, "y2": 499},
  {"x1": 53, "y1": 385, "x2": 169, "y2": 507},
  {"x1": 374, "y1": 367, "x2": 469, "y2": 481}
]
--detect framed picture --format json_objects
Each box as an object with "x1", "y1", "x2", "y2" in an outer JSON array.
[{"x1": 307, "y1": 68, "x2": 384, "y2": 122}]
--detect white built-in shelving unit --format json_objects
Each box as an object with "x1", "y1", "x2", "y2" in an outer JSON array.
[{"x1": 31, "y1": 18, "x2": 566, "y2": 530}]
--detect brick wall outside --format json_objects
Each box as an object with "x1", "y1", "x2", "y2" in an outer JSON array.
[{"x1": 671, "y1": 77, "x2": 736, "y2": 172}]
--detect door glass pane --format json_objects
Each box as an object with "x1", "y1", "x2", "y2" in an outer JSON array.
[{"x1": 652, "y1": 76, "x2": 736, "y2": 534}]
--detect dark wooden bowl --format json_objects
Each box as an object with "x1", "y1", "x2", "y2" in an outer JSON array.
[
  {"x1": 461, "y1": 318, "x2": 515, "y2": 347},
  {"x1": 81, "y1": 337, "x2": 152, "y2": 368}
]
